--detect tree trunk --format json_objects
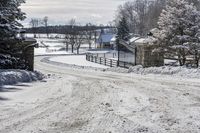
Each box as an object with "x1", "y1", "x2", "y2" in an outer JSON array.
[
  {"x1": 77, "y1": 48, "x2": 79, "y2": 55},
  {"x1": 71, "y1": 45, "x2": 74, "y2": 53},
  {"x1": 89, "y1": 42, "x2": 91, "y2": 49},
  {"x1": 182, "y1": 57, "x2": 186, "y2": 66},
  {"x1": 194, "y1": 50, "x2": 199, "y2": 68},
  {"x1": 66, "y1": 43, "x2": 68, "y2": 52},
  {"x1": 178, "y1": 49, "x2": 186, "y2": 66},
  {"x1": 196, "y1": 59, "x2": 199, "y2": 68},
  {"x1": 178, "y1": 54, "x2": 183, "y2": 66},
  {"x1": 182, "y1": 49, "x2": 186, "y2": 66}
]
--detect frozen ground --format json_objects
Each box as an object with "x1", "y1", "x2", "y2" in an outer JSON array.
[{"x1": 0, "y1": 56, "x2": 200, "y2": 133}]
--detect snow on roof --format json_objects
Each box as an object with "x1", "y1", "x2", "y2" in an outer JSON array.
[
  {"x1": 111, "y1": 35, "x2": 116, "y2": 42},
  {"x1": 98, "y1": 33, "x2": 115, "y2": 43},
  {"x1": 130, "y1": 37, "x2": 141, "y2": 43},
  {"x1": 25, "y1": 38, "x2": 37, "y2": 42},
  {"x1": 130, "y1": 37, "x2": 157, "y2": 45}
]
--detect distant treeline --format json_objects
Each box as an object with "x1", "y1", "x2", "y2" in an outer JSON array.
[{"x1": 25, "y1": 25, "x2": 115, "y2": 34}]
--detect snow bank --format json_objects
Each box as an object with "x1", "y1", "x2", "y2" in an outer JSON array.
[
  {"x1": 128, "y1": 65, "x2": 200, "y2": 78},
  {"x1": 0, "y1": 70, "x2": 44, "y2": 86},
  {"x1": 106, "y1": 67, "x2": 129, "y2": 73}
]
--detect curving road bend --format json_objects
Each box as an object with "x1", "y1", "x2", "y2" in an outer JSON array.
[{"x1": 0, "y1": 56, "x2": 200, "y2": 133}]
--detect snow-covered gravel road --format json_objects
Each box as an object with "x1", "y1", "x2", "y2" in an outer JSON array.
[{"x1": 0, "y1": 56, "x2": 200, "y2": 133}]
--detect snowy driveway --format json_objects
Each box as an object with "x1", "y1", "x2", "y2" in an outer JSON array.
[{"x1": 0, "y1": 56, "x2": 200, "y2": 132}]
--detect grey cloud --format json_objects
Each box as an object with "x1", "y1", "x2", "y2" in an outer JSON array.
[{"x1": 21, "y1": 0, "x2": 127, "y2": 26}]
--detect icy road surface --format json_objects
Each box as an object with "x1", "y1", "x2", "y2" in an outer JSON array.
[{"x1": 0, "y1": 56, "x2": 200, "y2": 133}]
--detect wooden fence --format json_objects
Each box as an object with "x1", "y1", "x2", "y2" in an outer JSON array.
[{"x1": 86, "y1": 53, "x2": 135, "y2": 68}]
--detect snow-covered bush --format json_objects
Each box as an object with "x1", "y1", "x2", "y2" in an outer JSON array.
[{"x1": 0, "y1": 70, "x2": 44, "y2": 86}]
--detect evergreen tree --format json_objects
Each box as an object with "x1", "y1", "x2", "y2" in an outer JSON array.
[
  {"x1": 116, "y1": 17, "x2": 130, "y2": 66},
  {"x1": 155, "y1": 0, "x2": 200, "y2": 66},
  {"x1": 0, "y1": 0, "x2": 26, "y2": 41},
  {"x1": 116, "y1": 17, "x2": 130, "y2": 42},
  {"x1": 0, "y1": 0, "x2": 27, "y2": 69}
]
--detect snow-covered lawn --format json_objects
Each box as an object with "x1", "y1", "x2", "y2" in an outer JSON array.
[
  {"x1": 34, "y1": 38, "x2": 94, "y2": 56},
  {"x1": 35, "y1": 48, "x2": 72, "y2": 56},
  {"x1": 49, "y1": 55, "x2": 109, "y2": 68}
]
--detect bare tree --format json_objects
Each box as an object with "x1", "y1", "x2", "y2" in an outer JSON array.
[
  {"x1": 29, "y1": 18, "x2": 40, "y2": 38},
  {"x1": 115, "y1": 0, "x2": 166, "y2": 36},
  {"x1": 43, "y1": 16, "x2": 49, "y2": 38},
  {"x1": 65, "y1": 19, "x2": 85, "y2": 54},
  {"x1": 65, "y1": 19, "x2": 76, "y2": 53},
  {"x1": 75, "y1": 31, "x2": 85, "y2": 54},
  {"x1": 85, "y1": 23, "x2": 94, "y2": 49}
]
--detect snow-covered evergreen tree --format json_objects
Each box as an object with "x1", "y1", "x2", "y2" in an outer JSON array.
[
  {"x1": 116, "y1": 17, "x2": 130, "y2": 42},
  {"x1": 0, "y1": 0, "x2": 26, "y2": 41},
  {"x1": 116, "y1": 17, "x2": 130, "y2": 66},
  {"x1": 156, "y1": 0, "x2": 200, "y2": 66},
  {"x1": 0, "y1": 0, "x2": 27, "y2": 69}
]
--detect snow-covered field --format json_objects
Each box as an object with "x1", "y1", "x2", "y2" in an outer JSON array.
[
  {"x1": 34, "y1": 37, "x2": 116, "y2": 69},
  {"x1": 34, "y1": 38, "x2": 96, "y2": 56},
  {"x1": 35, "y1": 48, "x2": 72, "y2": 56},
  {"x1": 0, "y1": 56, "x2": 200, "y2": 132},
  {"x1": 49, "y1": 55, "x2": 109, "y2": 68}
]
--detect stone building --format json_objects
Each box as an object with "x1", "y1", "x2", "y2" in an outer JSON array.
[
  {"x1": 119, "y1": 37, "x2": 164, "y2": 67},
  {"x1": 134, "y1": 38, "x2": 164, "y2": 67}
]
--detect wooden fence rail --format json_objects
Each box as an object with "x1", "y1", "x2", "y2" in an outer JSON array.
[{"x1": 86, "y1": 53, "x2": 135, "y2": 68}]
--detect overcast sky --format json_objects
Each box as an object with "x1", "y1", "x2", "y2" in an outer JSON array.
[{"x1": 21, "y1": 0, "x2": 127, "y2": 27}]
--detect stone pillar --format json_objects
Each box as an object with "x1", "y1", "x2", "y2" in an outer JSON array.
[
  {"x1": 22, "y1": 38, "x2": 37, "y2": 71},
  {"x1": 136, "y1": 43, "x2": 164, "y2": 67}
]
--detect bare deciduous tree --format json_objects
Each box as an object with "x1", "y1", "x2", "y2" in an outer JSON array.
[
  {"x1": 43, "y1": 16, "x2": 49, "y2": 38},
  {"x1": 65, "y1": 19, "x2": 85, "y2": 54},
  {"x1": 29, "y1": 18, "x2": 40, "y2": 38},
  {"x1": 85, "y1": 23, "x2": 94, "y2": 49},
  {"x1": 115, "y1": 0, "x2": 166, "y2": 36}
]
